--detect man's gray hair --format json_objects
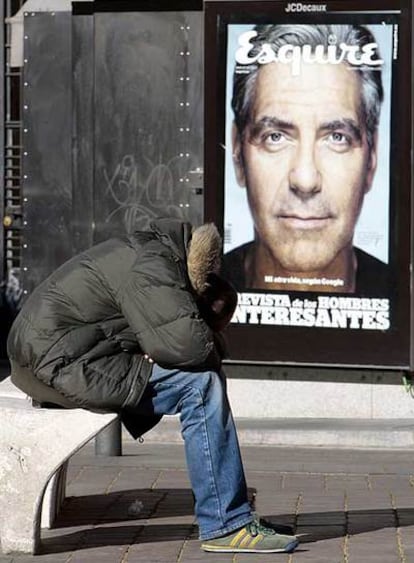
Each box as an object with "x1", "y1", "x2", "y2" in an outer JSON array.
[{"x1": 232, "y1": 24, "x2": 384, "y2": 151}]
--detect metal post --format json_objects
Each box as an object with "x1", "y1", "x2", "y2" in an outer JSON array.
[{"x1": 94, "y1": 417, "x2": 122, "y2": 456}]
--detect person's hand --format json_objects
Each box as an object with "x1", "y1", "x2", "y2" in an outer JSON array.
[{"x1": 198, "y1": 273, "x2": 237, "y2": 332}]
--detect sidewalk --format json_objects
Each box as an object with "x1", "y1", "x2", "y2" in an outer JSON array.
[{"x1": 1, "y1": 439, "x2": 414, "y2": 563}]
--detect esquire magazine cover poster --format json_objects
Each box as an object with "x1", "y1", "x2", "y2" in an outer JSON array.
[{"x1": 204, "y1": 0, "x2": 412, "y2": 367}]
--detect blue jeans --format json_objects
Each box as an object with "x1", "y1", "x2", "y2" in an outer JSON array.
[{"x1": 135, "y1": 363, "x2": 253, "y2": 540}]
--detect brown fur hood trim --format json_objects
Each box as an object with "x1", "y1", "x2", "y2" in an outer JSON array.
[{"x1": 187, "y1": 223, "x2": 222, "y2": 295}]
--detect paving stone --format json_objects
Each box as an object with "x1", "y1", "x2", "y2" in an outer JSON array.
[
  {"x1": 394, "y1": 503, "x2": 414, "y2": 519},
  {"x1": 7, "y1": 555, "x2": 70, "y2": 563},
  {"x1": 104, "y1": 468, "x2": 162, "y2": 491},
  {"x1": 291, "y1": 537, "x2": 345, "y2": 561},
  {"x1": 296, "y1": 525, "x2": 345, "y2": 542},
  {"x1": 370, "y1": 475, "x2": 413, "y2": 490},
  {"x1": 153, "y1": 469, "x2": 190, "y2": 486},
  {"x1": 235, "y1": 553, "x2": 292, "y2": 563},
  {"x1": 179, "y1": 538, "x2": 235, "y2": 561},
  {"x1": 402, "y1": 546, "x2": 414, "y2": 559},
  {"x1": 346, "y1": 495, "x2": 393, "y2": 511},
  {"x1": 347, "y1": 543, "x2": 401, "y2": 563},
  {"x1": 125, "y1": 534, "x2": 186, "y2": 562},
  {"x1": 326, "y1": 474, "x2": 371, "y2": 492},
  {"x1": 347, "y1": 510, "x2": 396, "y2": 536},
  {"x1": 69, "y1": 546, "x2": 127, "y2": 563},
  {"x1": 297, "y1": 512, "x2": 346, "y2": 525},
  {"x1": 399, "y1": 525, "x2": 414, "y2": 548},
  {"x1": 391, "y1": 492, "x2": 414, "y2": 508},
  {"x1": 283, "y1": 474, "x2": 326, "y2": 492}
]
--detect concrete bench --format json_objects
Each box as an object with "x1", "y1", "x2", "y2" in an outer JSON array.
[{"x1": 0, "y1": 376, "x2": 118, "y2": 554}]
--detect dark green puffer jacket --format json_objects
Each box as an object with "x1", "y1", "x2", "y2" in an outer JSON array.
[{"x1": 7, "y1": 218, "x2": 219, "y2": 422}]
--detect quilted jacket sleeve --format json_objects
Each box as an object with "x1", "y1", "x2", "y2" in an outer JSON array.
[{"x1": 117, "y1": 241, "x2": 220, "y2": 370}]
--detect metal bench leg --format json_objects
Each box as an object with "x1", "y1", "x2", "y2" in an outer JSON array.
[{"x1": 95, "y1": 417, "x2": 122, "y2": 456}]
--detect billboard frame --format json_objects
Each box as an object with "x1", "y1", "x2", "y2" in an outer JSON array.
[{"x1": 204, "y1": 0, "x2": 413, "y2": 369}]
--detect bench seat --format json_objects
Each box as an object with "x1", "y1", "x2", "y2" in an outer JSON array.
[{"x1": 0, "y1": 377, "x2": 118, "y2": 554}]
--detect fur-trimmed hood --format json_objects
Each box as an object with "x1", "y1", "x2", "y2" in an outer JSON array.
[
  {"x1": 149, "y1": 218, "x2": 222, "y2": 296},
  {"x1": 186, "y1": 223, "x2": 222, "y2": 295}
]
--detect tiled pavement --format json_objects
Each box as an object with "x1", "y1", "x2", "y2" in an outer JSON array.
[{"x1": 1, "y1": 441, "x2": 414, "y2": 563}]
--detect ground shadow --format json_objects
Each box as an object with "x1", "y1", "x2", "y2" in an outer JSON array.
[
  {"x1": 52, "y1": 487, "x2": 256, "y2": 528},
  {"x1": 39, "y1": 488, "x2": 414, "y2": 554},
  {"x1": 53, "y1": 488, "x2": 191, "y2": 527},
  {"x1": 264, "y1": 507, "x2": 414, "y2": 543}
]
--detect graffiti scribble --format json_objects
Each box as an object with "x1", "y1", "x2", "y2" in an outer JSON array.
[{"x1": 102, "y1": 153, "x2": 202, "y2": 232}]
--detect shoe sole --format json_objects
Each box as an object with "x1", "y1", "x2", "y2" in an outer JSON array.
[{"x1": 201, "y1": 538, "x2": 299, "y2": 553}]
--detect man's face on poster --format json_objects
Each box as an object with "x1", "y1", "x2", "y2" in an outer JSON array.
[{"x1": 232, "y1": 60, "x2": 378, "y2": 274}]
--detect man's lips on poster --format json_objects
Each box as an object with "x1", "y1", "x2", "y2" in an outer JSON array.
[{"x1": 277, "y1": 212, "x2": 334, "y2": 230}]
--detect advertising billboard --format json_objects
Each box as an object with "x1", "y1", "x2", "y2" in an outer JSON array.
[{"x1": 204, "y1": 0, "x2": 412, "y2": 367}]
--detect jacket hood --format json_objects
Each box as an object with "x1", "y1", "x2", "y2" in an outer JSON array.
[
  {"x1": 149, "y1": 217, "x2": 222, "y2": 296},
  {"x1": 149, "y1": 217, "x2": 193, "y2": 261}
]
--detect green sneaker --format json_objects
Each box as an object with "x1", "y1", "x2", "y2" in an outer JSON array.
[{"x1": 201, "y1": 517, "x2": 299, "y2": 553}]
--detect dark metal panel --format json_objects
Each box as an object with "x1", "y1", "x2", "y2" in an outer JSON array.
[
  {"x1": 21, "y1": 12, "x2": 73, "y2": 295},
  {"x1": 72, "y1": 13, "x2": 95, "y2": 254},
  {"x1": 0, "y1": 0, "x2": 4, "y2": 280},
  {"x1": 73, "y1": 1, "x2": 204, "y2": 14},
  {"x1": 93, "y1": 11, "x2": 204, "y2": 243},
  {"x1": 410, "y1": 0, "x2": 414, "y2": 371},
  {"x1": 0, "y1": 0, "x2": 6, "y2": 358}
]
